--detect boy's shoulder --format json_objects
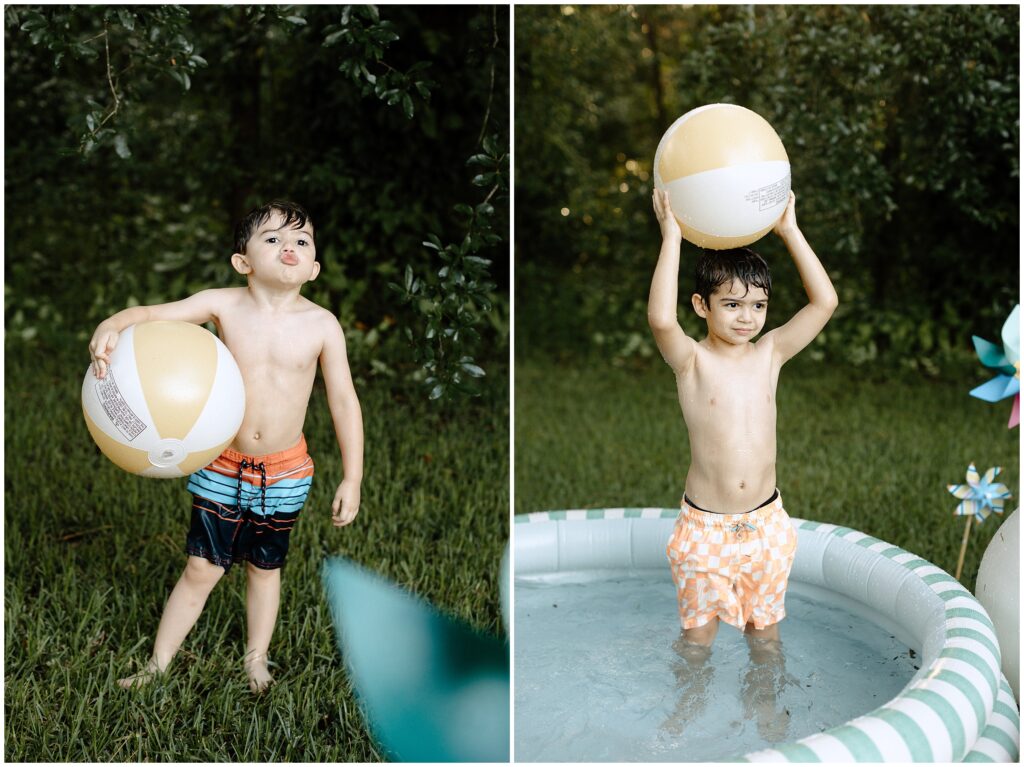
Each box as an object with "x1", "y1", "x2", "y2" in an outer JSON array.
[
  {"x1": 297, "y1": 295, "x2": 339, "y2": 321},
  {"x1": 197, "y1": 286, "x2": 248, "y2": 306}
]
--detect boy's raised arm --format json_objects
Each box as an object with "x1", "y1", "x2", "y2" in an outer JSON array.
[
  {"x1": 648, "y1": 190, "x2": 698, "y2": 373},
  {"x1": 764, "y1": 192, "x2": 839, "y2": 364},
  {"x1": 318, "y1": 313, "x2": 364, "y2": 527},
  {"x1": 88, "y1": 289, "x2": 226, "y2": 378}
]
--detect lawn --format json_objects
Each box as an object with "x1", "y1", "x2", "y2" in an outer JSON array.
[
  {"x1": 4, "y1": 336, "x2": 509, "y2": 762},
  {"x1": 514, "y1": 355, "x2": 1019, "y2": 594}
]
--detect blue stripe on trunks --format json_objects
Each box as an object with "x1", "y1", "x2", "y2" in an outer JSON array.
[{"x1": 187, "y1": 469, "x2": 313, "y2": 517}]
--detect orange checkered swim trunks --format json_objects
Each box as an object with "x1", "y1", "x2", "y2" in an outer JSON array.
[{"x1": 666, "y1": 490, "x2": 798, "y2": 631}]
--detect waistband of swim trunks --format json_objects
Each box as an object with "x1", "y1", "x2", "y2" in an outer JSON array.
[
  {"x1": 679, "y1": 489, "x2": 783, "y2": 526},
  {"x1": 219, "y1": 435, "x2": 309, "y2": 468}
]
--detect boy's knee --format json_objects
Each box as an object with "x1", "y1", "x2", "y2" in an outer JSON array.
[
  {"x1": 745, "y1": 622, "x2": 781, "y2": 643},
  {"x1": 681, "y1": 616, "x2": 719, "y2": 648},
  {"x1": 245, "y1": 562, "x2": 280, "y2": 581},
  {"x1": 184, "y1": 556, "x2": 226, "y2": 587}
]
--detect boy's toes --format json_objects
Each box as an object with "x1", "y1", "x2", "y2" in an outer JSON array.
[
  {"x1": 117, "y1": 668, "x2": 158, "y2": 690},
  {"x1": 245, "y1": 653, "x2": 274, "y2": 693}
]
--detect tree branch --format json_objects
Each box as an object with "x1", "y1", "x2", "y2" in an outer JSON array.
[{"x1": 475, "y1": 6, "x2": 499, "y2": 147}]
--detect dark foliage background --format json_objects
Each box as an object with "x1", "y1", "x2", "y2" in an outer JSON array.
[
  {"x1": 6, "y1": 4, "x2": 509, "y2": 396},
  {"x1": 515, "y1": 5, "x2": 1018, "y2": 372}
]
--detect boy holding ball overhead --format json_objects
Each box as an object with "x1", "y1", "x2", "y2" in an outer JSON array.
[
  {"x1": 650, "y1": 189, "x2": 837, "y2": 735},
  {"x1": 88, "y1": 200, "x2": 364, "y2": 693}
]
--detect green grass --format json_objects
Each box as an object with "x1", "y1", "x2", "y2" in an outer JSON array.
[
  {"x1": 5, "y1": 337, "x2": 509, "y2": 762},
  {"x1": 515, "y1": 356, "x2": 1018, "y2": 594}
]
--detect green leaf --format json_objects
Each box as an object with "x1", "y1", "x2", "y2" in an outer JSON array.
[
  {"x1": 117, "y1": 9, "x2": 135, "y2": 30},
  {"x1": 401, "y1": 92, "x2": 414, "y2": 120},
  {"x1": 285, "y1": 15, "x2": 307, "y2": 25},
  {"x1": 113, "y1": 134, "x2": 131, "y2": 159},
  {"x1": 20, "y1": 15, "x2": 47, "y2": 32},
  {"x1": 323, "y1": 29, "x2": 346, "y2": 46},
  {"x1": 461, "y1": 362, "x2": 486, "y2": 378}
]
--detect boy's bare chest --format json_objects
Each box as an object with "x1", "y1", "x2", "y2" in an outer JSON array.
[
  {"x1": 678, "y1": 347, "x2": 778, "y2": 419},
  {"x1": 217, "y1": 314, "x2": 322, "y2": 377}
]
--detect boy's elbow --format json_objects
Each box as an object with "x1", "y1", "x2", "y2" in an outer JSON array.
[
  {"x1": 824, "y1": 291, "x2": 839, "y2": 314},
  {"x1": 647, "y1": 310, "x2": 677, "y2": 332},
  {"x1": 815, "y1": 289, "x2": 839, "y2": 316}
]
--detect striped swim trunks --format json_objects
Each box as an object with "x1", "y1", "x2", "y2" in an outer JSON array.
[
  {"x1": 185, "y1": 436, "x2": 315, "y2": 571},
  {"x1": 666, "y1": 490, "x2": 797, "y2": 631}
]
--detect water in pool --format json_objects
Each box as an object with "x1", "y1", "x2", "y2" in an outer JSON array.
[{"x1": 514, "y1": 575, "x2": 918, "y2": 762}]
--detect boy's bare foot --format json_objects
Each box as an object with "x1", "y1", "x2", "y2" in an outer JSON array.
[
  {"x1": 117, "y1": 658, "x2": 164, "y2": 689},
  {"x1": 245, "y1": 652, "x2": 274, "y2": 693}
]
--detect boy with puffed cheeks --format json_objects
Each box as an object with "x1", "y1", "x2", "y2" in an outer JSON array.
[
  {"x1": 650, "y1": 189, "x2": 837, "y2": 734},
  {"x1": 89, "y1": 200, "x2": 363, "y2": 693}
]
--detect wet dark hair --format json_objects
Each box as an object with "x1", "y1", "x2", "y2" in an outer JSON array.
[
  {"x1": 234, "y1": 200, "x2": 315, "y2": 256},
  {"x1": 694, "y1": 247, "x2": 772, "y2": 307}
]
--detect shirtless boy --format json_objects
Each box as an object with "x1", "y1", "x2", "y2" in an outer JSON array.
[
  {"x1": 89, "y1": 200, "x2": 364, "y2": 693},
  {"x1": 650, "y1": 189, "x2": 837, "y2": 734}
]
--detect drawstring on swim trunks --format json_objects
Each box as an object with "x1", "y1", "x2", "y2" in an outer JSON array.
[
  {"x1": 730, "y1": 521, "x2": 757, "y2": 537},
  {"x1": 238, "y1": 458, "x2": 267, "y2": 517}
]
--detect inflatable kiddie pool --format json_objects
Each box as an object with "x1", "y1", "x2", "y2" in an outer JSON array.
[{"x1": 514, "y1": 510, "x2": 1020, "y2": 762}]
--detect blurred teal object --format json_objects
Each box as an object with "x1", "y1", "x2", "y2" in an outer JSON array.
[{"x1": 322, "y1": 557, "x2": 509, "y2": 762}]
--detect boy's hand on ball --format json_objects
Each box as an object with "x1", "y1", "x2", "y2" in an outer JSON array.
[
  {"x1": 653, "y1": 189, "x2": 682, "y2": 243},
  {"x1": 331, "y1": 479, "x2": 361, "y2": 527},
  {"x1": 88, "y1": 327, "x2": 120, "y2": 379},
  {"x1": 773, "y1": 191, "x2": 798, "y2": 238}
]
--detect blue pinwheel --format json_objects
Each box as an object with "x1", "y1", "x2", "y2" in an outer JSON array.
[
  {"x1": 947, "y1": 463, "x2": 1012, "y2": 581},
  {"x1": 948, "y1": 463, "x2": 1013, "y2": 524},
  {"x1": 970, "y1": 304, "x2": 1020, "y2": 429}
]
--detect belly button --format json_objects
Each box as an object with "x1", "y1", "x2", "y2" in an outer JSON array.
[
  {"x1": 253, "y1": 432, "x2": 261, "y2": 441},
  {"x1": 739, "y1": 481, "x2": 746, "y2": 489}
]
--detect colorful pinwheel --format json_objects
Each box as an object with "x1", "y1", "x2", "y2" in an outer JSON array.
[
  {"x1": 948, "y1": 463, "x2": 1012, "y2": 580},
  {"x1": 970, "y1": 304, "x2": 1020, "y2": 429},
  {"x1": 948, "y1": 463, "x2": 1012, "y2": 523}
]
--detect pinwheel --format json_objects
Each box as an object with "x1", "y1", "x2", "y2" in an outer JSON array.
[
  {"x1": 970, "y1": 304, "x2": 1020, "y2": 429},
  {"x1": 948, "y1": 463, "x2": 1012, "y2": 580}
]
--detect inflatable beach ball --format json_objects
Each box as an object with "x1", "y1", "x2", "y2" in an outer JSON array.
[
  {"x1": 654, "y1": 103, "x2": 790, "y2": 249},
  {"x1": 82, "y1": 321, "x2": 245, "y2": 478}
]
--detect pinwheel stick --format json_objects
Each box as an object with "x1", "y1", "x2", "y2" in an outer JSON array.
[{"x1": 955, "y1": 516, "x2": 973, "y2": 581}]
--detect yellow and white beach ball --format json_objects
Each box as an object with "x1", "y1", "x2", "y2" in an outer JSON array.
[
  {"x1": 654, "y1": 103, "x2": 790, "y2": 249},
  {"x1": 82, "y1": 321, "x2": 245, "y2": 478}
]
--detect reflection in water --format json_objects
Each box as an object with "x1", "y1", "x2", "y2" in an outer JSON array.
[{"x1": 662, "y1": 631, "x2": 803, "y2": 743}]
